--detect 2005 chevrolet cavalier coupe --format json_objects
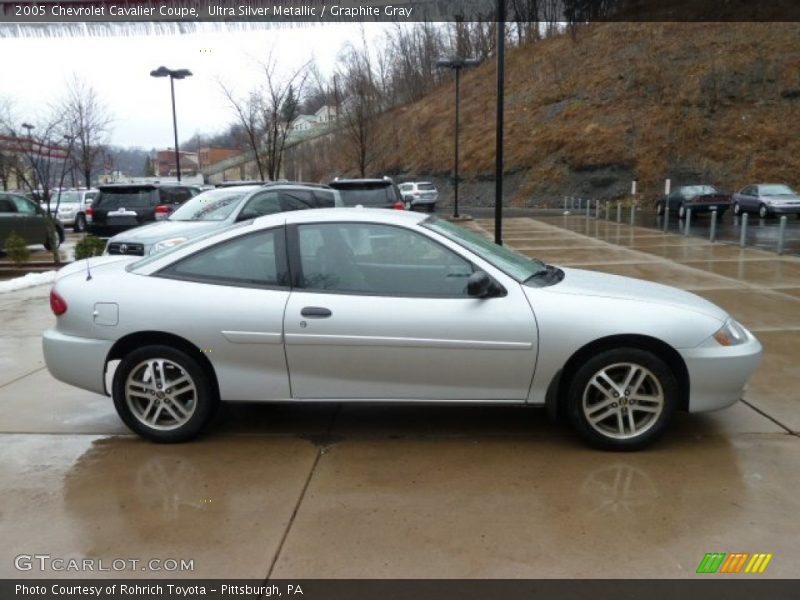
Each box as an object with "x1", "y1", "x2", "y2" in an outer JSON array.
[{"x1": 43, "y1": 209, "x2": 762, "y2": 449}]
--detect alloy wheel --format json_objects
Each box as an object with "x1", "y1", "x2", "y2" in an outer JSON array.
[
  {"x1": 581, "y1": 362, "x2": 664, "y2": 440},
  {"x1": 125, "y1": 358, "x2": 197, "y2": 431}
]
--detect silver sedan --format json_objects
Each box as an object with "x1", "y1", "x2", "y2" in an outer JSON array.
[{"x1": 43, "y1": 209, "x2": 762, "y2": 449}]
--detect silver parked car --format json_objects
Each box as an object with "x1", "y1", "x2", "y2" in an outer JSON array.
[
  {"x1": 53, "y1": 189, "x2": 99, "y2": 232},
  {"x1": 105, "y1": 183, "x2": 342, "y2": 256},
  {"x1": 732, "y1": 183, "x2": 800, "y2": 219},
  {"x1": 43, "y1": 209, "x2": 762, "y2": 449},
  {"x1": 399, "y1": 181, "x2": 439, "y2": 212}
]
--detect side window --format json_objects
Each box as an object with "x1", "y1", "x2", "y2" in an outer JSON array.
[
  {"x1": 280, "y1": 190, "x2": 315, "y2": 211},
  {"x1": 0, "y1": 197, "x2": 17, "y2": 213},
  {"x1": 751, "y1": 186, "x2": 760, "y2": 197},
  {"x1": 11, "y1": 197, "x2": 36, "y2": 215},
  {"x1": 297, "y1": 223, "x2": 473, "y2": 296},
  {"x1": 239, "y1": 191, "x2": 280, "y2": 220},
  {"x1": 159, "y1": 229, "x2": 286, "y2": 288},
  {"x1": 85, "y1": 192, "x2": 98, "y2": 205},
  {"x1": 160, "y1": 187, "x2": 193, "y2": 205},
  {"x1": 312, "y1": 190, "x2": 336, "y2": 208}
]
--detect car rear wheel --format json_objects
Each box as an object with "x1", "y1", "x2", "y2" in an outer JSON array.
[
  {"x1": 43, "y1": 226, "x2": 63, "y2": 251},
  {"x1": 759, "y1": 204, "x2": 769, "y2": 219},
  {"x1": 656, "y1": 201, "x2": 664, "y2": 216},
  {"x1": 74, "y1": 213, "x2": 86, "y2": 232},
  {"x1": 566, "y1": 348, "x2": 678, "y2": 450},
  {"x1": 678, "y1": 203, "x2": 686, "y2": 219},
  {"x1": 112, "y1": 345, "x2": 218, "y2": 442},
  {"x1": 733, "y1": 202, "x2": 741, "y2": 216}
]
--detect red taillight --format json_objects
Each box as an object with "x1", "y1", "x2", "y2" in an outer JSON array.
[
  {"x1": 393, "y1": 201, "x2": 405, "y2": 210},
  {"x1": 155, "y1": 205, "x2": 171, "y2": 221},
  {"x1": 50, "y1": 289, "x2": 67, "y2": 316},
  {"x1": 85, "y1": 207, "x2": 93, "y2": 216}
]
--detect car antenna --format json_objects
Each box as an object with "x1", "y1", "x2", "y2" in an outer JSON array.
[{"x1": 85, "y1": 256, "x2": 93, "y2": 281}]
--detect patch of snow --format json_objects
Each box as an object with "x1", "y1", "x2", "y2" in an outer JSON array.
[{"x1": 0, "y1": 271, "x2": 56, "y2": 293}]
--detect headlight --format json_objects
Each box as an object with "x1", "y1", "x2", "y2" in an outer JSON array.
[
  {"x1": 150, "y1": 237, "x2": 188, "y2": 255},
  {"x1": 713, "y1": 318, "x2": 748, "y2": 346}
]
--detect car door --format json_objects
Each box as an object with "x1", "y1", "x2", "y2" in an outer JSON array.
[
  {"x1": 0, "y1": 195, "x2": 25, "y2": 244},
  {"x1": 282, "y1": 221, "x2": 538, "y2": 401},
  {"x1": 739, "y1": 186, "x2": 757, "y2": 211},
  {"x1": 153, "y1": 226, "x2": 292, "y2": 401},
  {"x1": 11, "y1": 195, "x2": 46, "y2": 244}
]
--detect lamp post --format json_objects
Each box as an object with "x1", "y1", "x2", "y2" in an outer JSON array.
[
  {"x1": 21, "y1": 122, "x2": 38, "y2": 192},
  {"x1": 436, "y1": 56, "x2": 480, "y2": 219},
  {"x1": 495, "y1": 0, "x2": 506, "y2": 245},
  {"x1": 150, "y1": 66, "x2": 192, "y2": 182}
]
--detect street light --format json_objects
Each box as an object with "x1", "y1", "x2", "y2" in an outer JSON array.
[
  {"x1": 21, "y1": 122, "x2": 38, "y2": 192},
  {"x1": 150, "y1": 66, "x2": 192, "y2": 182},
  {"x1": 436, "y1": 56, "x2": 480, "y2": 219}
]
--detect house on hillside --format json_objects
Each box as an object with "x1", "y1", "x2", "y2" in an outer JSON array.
[
  {"x1": 291, "y1": 114, "x2": 318, "y2": 132},
  {"x1": 314, "y1": 105, "x2": 337, "y2": 125}
]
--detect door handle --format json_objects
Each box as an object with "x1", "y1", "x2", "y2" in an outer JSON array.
[{"x1": 301, "y1": 306, "x2": 332, "y2": 318}]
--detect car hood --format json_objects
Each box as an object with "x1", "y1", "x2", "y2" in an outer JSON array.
[
  {"x1": 539, "y1": 267, "x2": 728, "y2": 321},
  {"x1": 108, "y1": 220, "x2": 224, "y2": 244},
  {"x1": 762, "y1": 194, "x2": 800, "y2": 204}
]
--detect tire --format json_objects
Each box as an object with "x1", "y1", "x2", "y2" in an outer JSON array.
[
  {"x1": 112, "y1": 344, "x2": 219, "y2": 443},
  {"x1": 565, "y1": 348, "x2": 678, "y2": 450},
  {"x1": 733, "y1": 202, "x2": 741, "y2": 216},
  {"x1": 656, "y1": 201, "x2": 664, "y2": 216},
  {"x1": 74, "y1": 213, "x2": 86, "y2": 232},
  {"x1": 759, "y1": 204, "x2": 769, "y2": 219},
  {"x1": 43, "y1": 227, "x2": 62, "y2": 251},
  {"x1": 678, "y1": 203, "x2": 686, "y2": 219}
]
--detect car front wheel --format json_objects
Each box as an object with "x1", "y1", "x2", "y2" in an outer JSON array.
[
  {"x1": 566, "y1": 348, "x2": 678, "y2": 450},
  {"x1": 759, "y1": 204, "x2": 769, "y2": 219},
  {"x1": 112, "y1": 345, "x2": 218, "y2": 442}
]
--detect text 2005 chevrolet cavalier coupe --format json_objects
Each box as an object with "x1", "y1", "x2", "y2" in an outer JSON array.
[{"x1": 43, "y1": 209, "x2": 762, "y2": 449}]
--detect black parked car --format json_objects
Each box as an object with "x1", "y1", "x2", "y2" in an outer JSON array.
[
  {"x1": 328, "y1": 177, "x2": 405, "y2": 210},
  {"x1": 86, "y1": 184, "x2": 201, "y2": 237},
  {"x1": 656, "y1": 185, "x2": 731, "y2": 219}
]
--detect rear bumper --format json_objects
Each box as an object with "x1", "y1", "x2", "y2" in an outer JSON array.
[
  {"x1": 411, "y1": 197, "x2": 438, "y2": 206},
  {"x1": 679, "y1": 332, "x2": 762, "y2": 412},
  {"x1": 43, "y1": 329, "x2": 113, "y2": 395},
  {"x1": 686, "y1": 203, "x2": 730, "y2": 213}
]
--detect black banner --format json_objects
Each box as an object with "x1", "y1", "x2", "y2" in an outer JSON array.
[{"x1": 3, "y1": 579, "x2": 800, "y2": 600}]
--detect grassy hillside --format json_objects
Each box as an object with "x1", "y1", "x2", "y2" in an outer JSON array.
[{"x1": 370, "y1": 22, "x2": 800, "y2": 205}]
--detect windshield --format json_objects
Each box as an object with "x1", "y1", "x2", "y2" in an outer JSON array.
[
  {"x1": 169, "y1": 188, "x2": 251, "y2": 221},
  {"x1": 759, "y1": 184, "x2": 796, "y2": 196},
  {"x1": 424, "y1": 217, "x2": 546, "y2": 282}
]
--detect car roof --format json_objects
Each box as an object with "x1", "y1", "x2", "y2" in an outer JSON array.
[
  {"x1": 256, "y1": 207, "x2": 427, "y2": 227},
  {"x1": 329, "y1": 178, "x2": 393, "y2": 187}
]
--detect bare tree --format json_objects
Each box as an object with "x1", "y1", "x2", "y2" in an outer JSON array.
[
  {"x1": 336, "y1": 34, "x2": 383, "y2": 177},
  {"x1": 221, "y1": 52, "x2": 309, "y2": 181},
  {"x1": 63, "y1": 76, "x2": 111, "y2": 189}
]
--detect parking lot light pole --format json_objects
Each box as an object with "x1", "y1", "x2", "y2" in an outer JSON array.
[
  {"x1": 436, "y1": 56, "x2": 480, "y2": 219},
  {"x1": 150, "y1": 66, "x2": 192, "y2": 182}
]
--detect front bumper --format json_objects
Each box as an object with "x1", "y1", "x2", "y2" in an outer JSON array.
[
  {"x1": 766, "y1": 204, "x2": 800, "y2": 215},
  {"x1": 679, "y1": 331, "x2": 763, "y2": 412},
  {"x1": 43, "y1": 329, "x2": 114, "y2": 396}
]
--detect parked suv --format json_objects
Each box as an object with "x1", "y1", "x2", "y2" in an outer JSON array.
[
  {"x1": 0, "y1": 192, "x2": 64, "y2": 250},
  {"x1": 105, "y1": 182, "x2": 342, "y2": 256},
  {"x1": 87, "y1": 184, "x2": 201, "y2": 237},
  {"x1": 399, "y1": 181, "x2": 438, "y2": 212},
  {"x1": 53, "y1": 188, "x2": 98, "y2": 232},
  {"x1": 329, "y1": 177, "x2": 404, "y2": 209}
]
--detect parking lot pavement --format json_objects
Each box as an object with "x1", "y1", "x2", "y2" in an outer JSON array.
[{"x1": 0, "y1": 218, "x2": 799, "y2": 579}]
